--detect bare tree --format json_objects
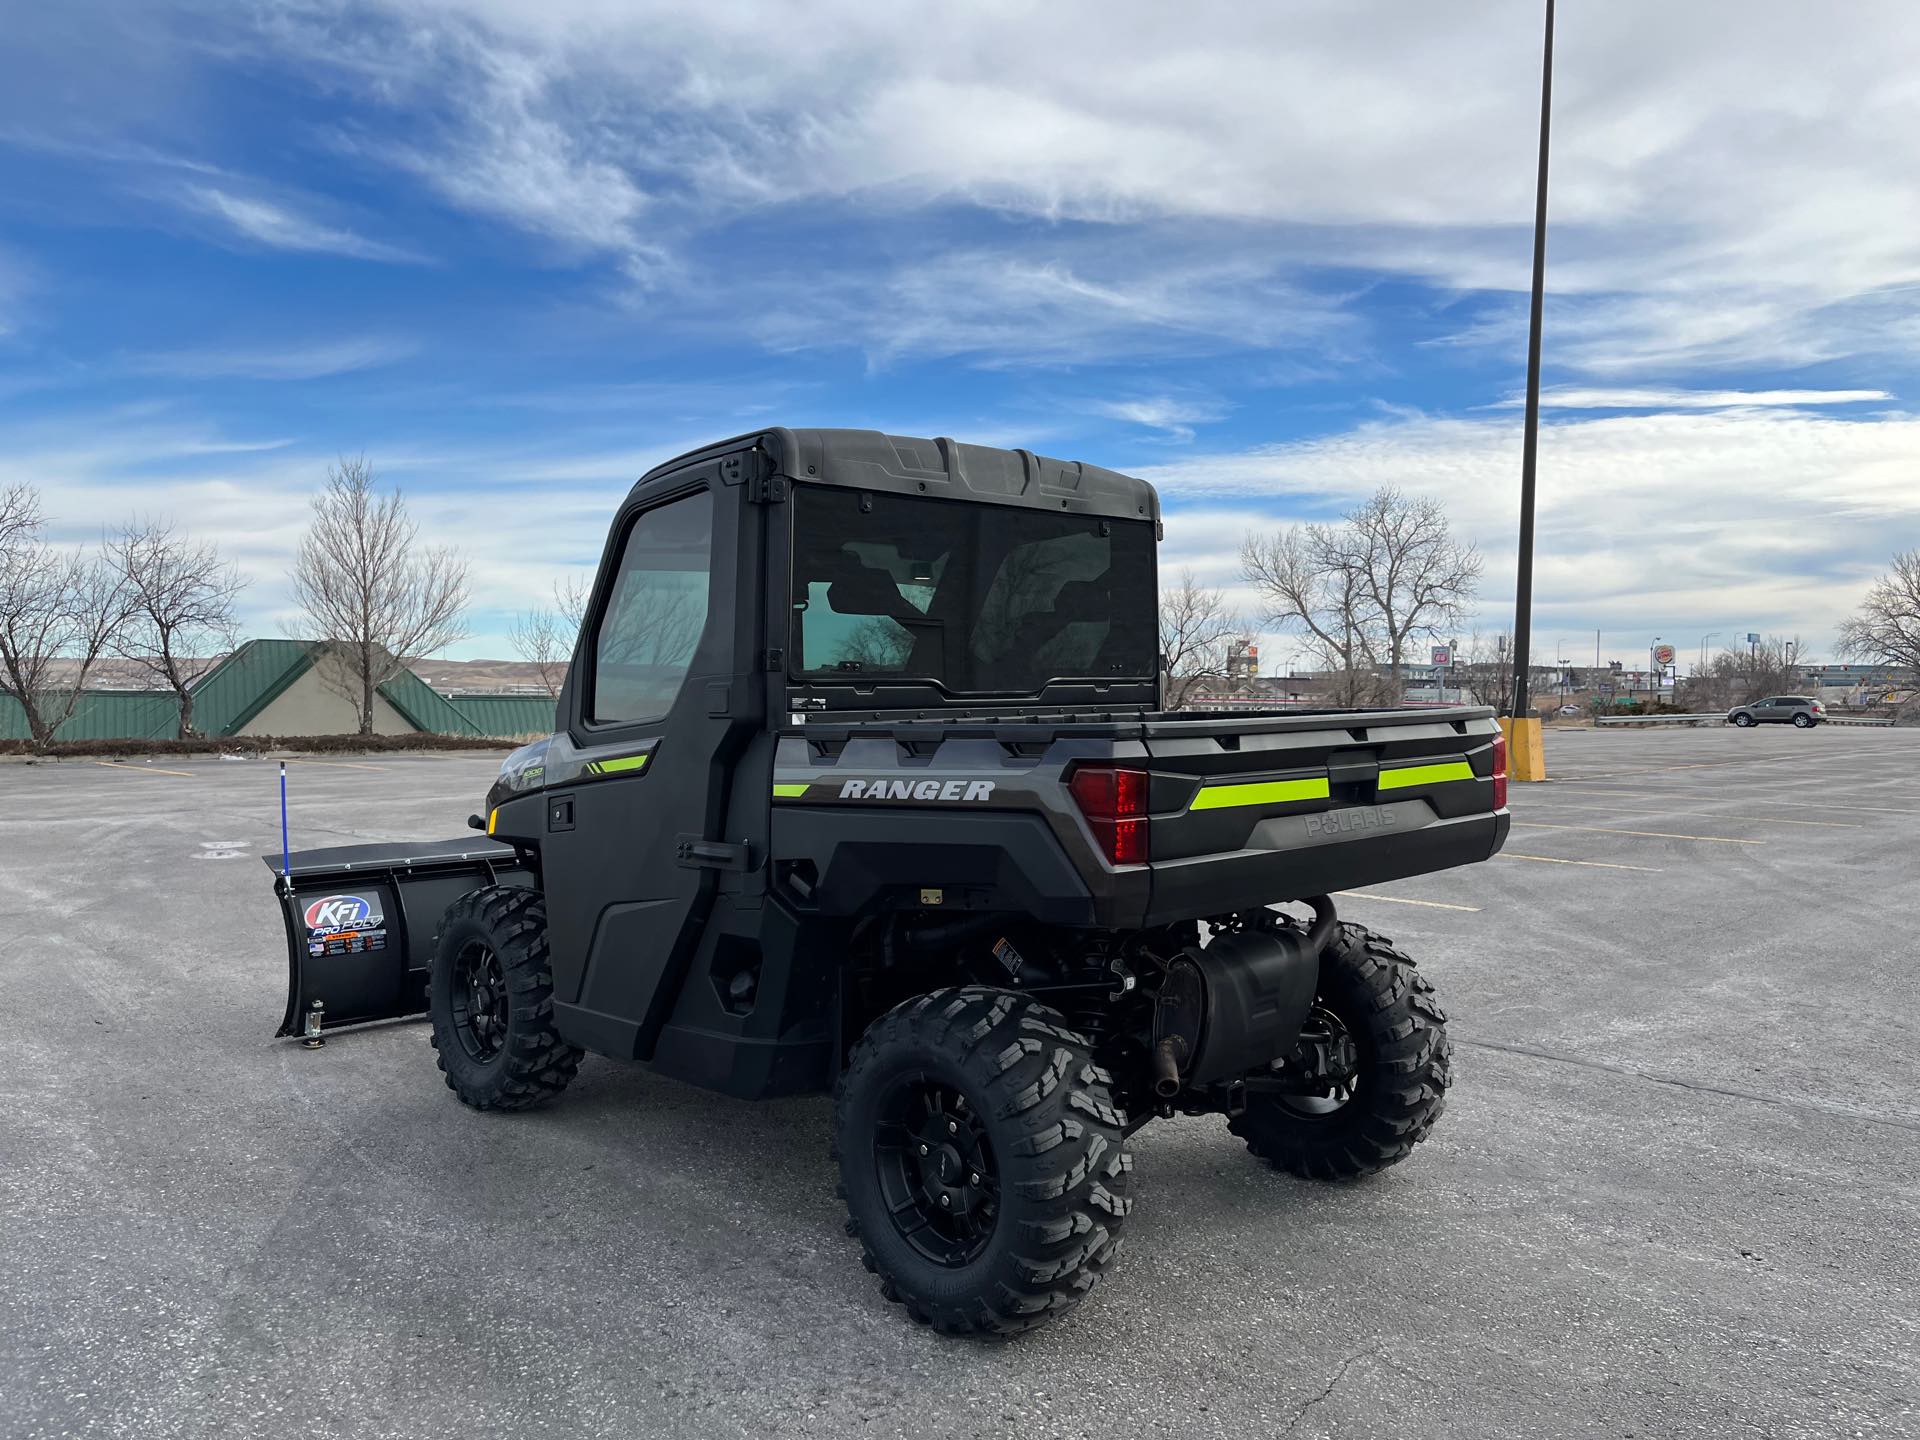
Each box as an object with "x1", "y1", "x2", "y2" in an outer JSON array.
[
  {"x1": 1243, "y1": 489, "x2": 1479, "y2": 706},
  {"x1": 291, "y1": 457, "x2": 470, "y2": 735},
  {"x1": 1457, "y1": 630, "x2": 1516, "y2": 710},
  {"x1": 507, "y1": 607, "x2": 568, "y2": 697},
  {"x1": 1691, "y1": 636, "x2": 1806, "y2": 710},
  {"x1": 508, "y1": 577, "x2": 594, "y2": 696},
  {"x1": 1158, "y1": 569, "x2": 1242, "y2": 710},
  {"x1": 1342, "y1": 487, "x2": 1483, "y2": 690},
  {"x1": 1838, "y1": 551, "x2": 1920, "y2": 678},
  {"x1": 555, "y1": 574, "x2": 590, "y2": 632},
  {"x1": 0, "y1": 485, "x2": 135, "y2": 749},
  {"x1": 1241, "y1": 525, "x2": 1376, "y2": 705},
  {"x1": 105, "y1": 520, "x2": 245, "y2": 737}
]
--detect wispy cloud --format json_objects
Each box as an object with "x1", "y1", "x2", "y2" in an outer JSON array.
[
  {"x1": 1140, "y1": 405, "x2": 1920, "y2": 655},
  {"x1": 225, "y1": 0, "x2": 1920, "y2": 375},
  {"x1": 185, "y1": 185, "x2": 427, "y2": 264},
  {"x1": 124, "y1": 335, "x2": 419, "y2": 381},
  {"x1": 736, "y1": 244, "x2": 1356, "y2": 370},
  {"x1": 1088, "y1": 394, "x2": 1232, "y2": 442},
  {"x1": 1501, "y1": 387, "x2": 1894, "y2": 412}
]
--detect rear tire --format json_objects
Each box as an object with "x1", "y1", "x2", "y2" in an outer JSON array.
[
  {"x1": 1793, "y1": 713, "x2": 1813, "y2": 728},
  {"x1": 1230, "y1": 923, "x2": 1450, "y2": 1181},
  {"x1": 429, "y1": 887, "x2": 583, "y2": 1111},
  {"x1": 834, "y1": 987, "x2": 1132, "y2": 1336}
]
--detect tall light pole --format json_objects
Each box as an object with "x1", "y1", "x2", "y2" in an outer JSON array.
[
  {"x1": 1699, "y1": 632, "x2": 1717, "y2": 671},
  {"x1": 1509, "y1": 0, "x2": 1555, "y2": 721}
]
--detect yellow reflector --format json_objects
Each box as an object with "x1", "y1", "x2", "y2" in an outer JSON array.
[
  {"x1": 486, "y1": 808, "x2": 498, "y2": 835},
  {"x1": 1189, "y1": 777, "x2": 1331, "y2": 811},
  {"x1": 772, "y1": 783, "x2": 811, "y2": 798},
  {"x1": 1378, "y1": 760, "x2": 1477, "y2": 791}
]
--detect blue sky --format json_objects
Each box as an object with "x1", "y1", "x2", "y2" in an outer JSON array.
[{"x1": 4, "y1": 0, "x2": 1918, "y2": 668}]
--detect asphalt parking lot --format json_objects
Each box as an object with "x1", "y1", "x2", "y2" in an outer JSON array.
[{"x1": 3, "y1": 727, "x2": 1916, "y2": 1439}]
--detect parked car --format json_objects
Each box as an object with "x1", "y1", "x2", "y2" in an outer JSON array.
[
  {"x1": 1557, "y1": 704, "x2": 1581, "y2": 717},
  {"x1": 1729, "y1": 696, "x2": 1826, "y2": 728}
]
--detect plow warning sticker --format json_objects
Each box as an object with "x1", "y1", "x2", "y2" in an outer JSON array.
[{"x1": 303, "y1": 893, "x2": 389, "y2": 958}]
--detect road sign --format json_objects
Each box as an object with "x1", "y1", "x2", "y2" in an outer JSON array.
[
  {"x1": 1746, "y1": 632, "x2": 1760, "y2": 645},
  {"x1": 1653, "y1": 644, "x2": 1676, "y2": 666},
  {"x1": 1431, "y1": 645, "x2": 1452, "y2": 666}
]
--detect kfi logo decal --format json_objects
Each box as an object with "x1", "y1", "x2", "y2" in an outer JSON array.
[{"x1": 304, "y1": 894, "x2": 381, "y2": 932}]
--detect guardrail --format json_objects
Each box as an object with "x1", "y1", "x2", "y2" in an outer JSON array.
[{"x1": 1595, "y1": 712, "x2": 1895, "y2": 728}]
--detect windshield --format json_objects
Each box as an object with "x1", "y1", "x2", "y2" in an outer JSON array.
[{"x1": 789, "y1": 486, "x2": 1156, "y2": 694}]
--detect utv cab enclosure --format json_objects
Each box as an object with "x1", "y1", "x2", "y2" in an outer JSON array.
[{"x1": 269, "y1": 428, "x2": 1510, "y2": 1334}]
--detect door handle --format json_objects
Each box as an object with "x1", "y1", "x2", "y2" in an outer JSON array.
[{"x1": 674, "y1": 835, "x2": 753, "y2": 872}]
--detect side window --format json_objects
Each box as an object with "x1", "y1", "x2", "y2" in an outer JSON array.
[{"x1": 589, "y1": 491, "x2": 713, "y2": 726}]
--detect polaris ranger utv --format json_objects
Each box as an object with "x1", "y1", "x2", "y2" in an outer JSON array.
[{"x1": 269, "y1": 428, "x2": 1510, "y2": 1335}]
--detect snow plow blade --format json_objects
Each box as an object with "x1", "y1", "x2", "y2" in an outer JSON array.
[{"x1": 266, "y1": 838, "x2": 535, "y2": 1038}]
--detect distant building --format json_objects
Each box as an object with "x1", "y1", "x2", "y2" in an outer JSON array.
[{"x1": 0, "y1": 638, "x2": 555, "y2": 743}]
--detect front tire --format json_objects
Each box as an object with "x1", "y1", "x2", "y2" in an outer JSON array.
[
  {"x1": 834, "y1": 987, "x2": 1132, "y2": 1336},
  {"x1": 1230, "y1": 924, "x2": 1450, "y2": 1181},
  {"x1": 1733, "y1": 712, "x2": 1755, "y2": 727},
  {"x1": 429, "y1": 887, "x2": 583, "y2": 1111}
]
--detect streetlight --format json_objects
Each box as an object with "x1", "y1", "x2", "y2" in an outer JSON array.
[
  {"x1": 1507, "y1": 0, "x2": 1555, "y2": 774},
  {"x1": 1699, "y1": 632, "x2": 1717, "y2": 671}
]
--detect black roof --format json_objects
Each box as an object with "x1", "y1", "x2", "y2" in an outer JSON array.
[{"x1": 633, "y1": 427, "x2": 1161, "y2": 528}]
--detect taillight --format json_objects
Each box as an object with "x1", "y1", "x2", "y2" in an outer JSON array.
[
  {"x1": 1491, "y1": 731, "x2": 1509, "y2": 810},
  {"x1": 1068, "y1": 764, "x2": 1150, "y2": 866}
]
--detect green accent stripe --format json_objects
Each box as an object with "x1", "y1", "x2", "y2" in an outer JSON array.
[
  {"x1": 587, "y1": 752, "x2": 651, "y2": 776},
  {"x1": 772, "y1": 782, "x2": 811, "y2": 798},
  {"x1": 1189, "y1": 777, "x2": 1331, "y2": 811},
  {"x1": 1378, "y1": 760, "x2": 1476, "y2": 790}
]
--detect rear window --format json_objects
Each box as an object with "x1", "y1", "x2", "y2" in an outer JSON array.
[{"x1": 788, "y1": 487, "x2": 1155, "y2": 695}]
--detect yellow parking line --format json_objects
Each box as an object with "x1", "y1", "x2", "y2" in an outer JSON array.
[
  {"x1": 286, "y1": 757, "x2": 389, "y2": 772},
  {"x1": 95, "y1": 760, "x2": 195, "y2": 778},
  {"x1": 1498, "y1": 852, "x2": 1663, "y2": 873},
  {"x1": 1512, "y1": 821, "x2": 1762, "y2": 845},
  {"x1": 1337, "y1": 891, "x2": 1481, "y2": 912}
]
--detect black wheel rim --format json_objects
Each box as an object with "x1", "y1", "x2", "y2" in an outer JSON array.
[
  {"x1": 450, "y1": 940, "x2": 508, "y2": 1064},
  {"x1": 872, "y1": 1076, "x2": 999, "y2": 1267},
  {"x1": 1276, "y1": 1003, "x2": 1362, "y2": 1119}
]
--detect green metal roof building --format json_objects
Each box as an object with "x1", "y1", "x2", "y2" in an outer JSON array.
[{"x1": 1, "y1": 640, "x2": 554, "y2": 743}]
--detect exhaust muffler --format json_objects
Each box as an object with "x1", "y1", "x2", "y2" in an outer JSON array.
[{"x1": 1149, "y1": 897, "x2": 1336, "y2": 1096}]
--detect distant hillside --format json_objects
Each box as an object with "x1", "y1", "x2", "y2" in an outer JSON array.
[{"x1": 406, "y1": 658, "x2": 562, "y2": 694}]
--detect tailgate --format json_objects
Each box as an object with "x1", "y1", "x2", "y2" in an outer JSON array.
[{"x1": 1137, "y1": 707, "x2": 1506, "y2": 919}]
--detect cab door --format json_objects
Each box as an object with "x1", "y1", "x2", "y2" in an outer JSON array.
[{"x1": 543, "y1": 464, "x2": 767, "y2": 1059}]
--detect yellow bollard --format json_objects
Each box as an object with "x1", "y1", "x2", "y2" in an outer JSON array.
[{"x1": 1498, "y1": 716, "x2": 1548, "y2": 782}]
